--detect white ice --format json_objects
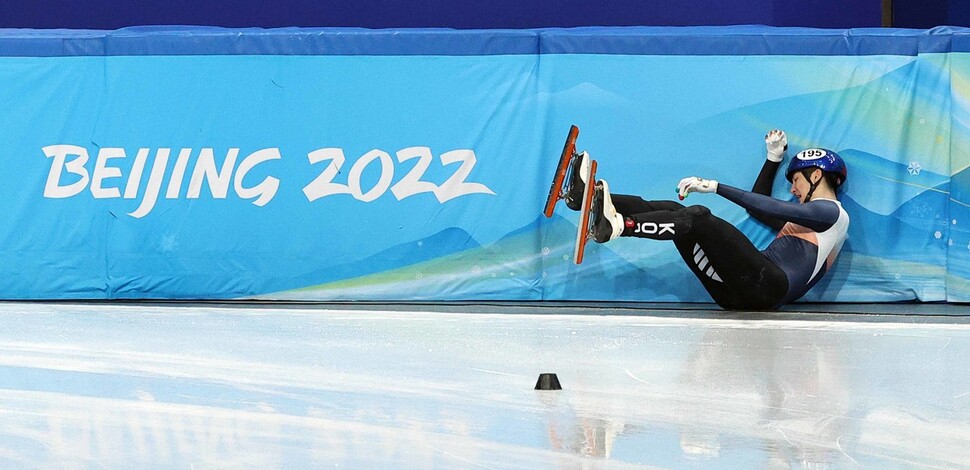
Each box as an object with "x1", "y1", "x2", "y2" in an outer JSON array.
[{"x1": 0, "y1": 302, "x2": 967, "y2": 468}]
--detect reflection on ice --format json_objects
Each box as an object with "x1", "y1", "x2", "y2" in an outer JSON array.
[
  {"x1": 676, "y1": 327, "x2": 855, "y2": 467},
  {"x1": 0, "y1": 302, "x2": 967, "y2": 468}
]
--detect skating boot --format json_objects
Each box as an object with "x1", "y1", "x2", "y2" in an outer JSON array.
[
  {"x1": 564, "y1": 151, "x2": 591, "y2": 211},
  {"x1": 590, "y1": 179, "x2": 625, "y2": 243}
]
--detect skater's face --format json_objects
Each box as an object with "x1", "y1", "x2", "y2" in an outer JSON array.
[{"x1": 790, "y1": 169, "x2": 820, "y2": 203}]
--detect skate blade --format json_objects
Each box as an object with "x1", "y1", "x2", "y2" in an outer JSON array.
[
  {"x1": 543, "y1": 125, "x2": 579, "y2": 218},
  {"x1": 573, "y1": 160, "x2": 597, "y2": 264}
]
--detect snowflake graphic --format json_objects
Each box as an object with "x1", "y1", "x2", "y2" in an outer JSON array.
[
  {"x1": 159, "y1": 234, "x2": 179, "y2": 252},
  {"x1": 907, "y1": 161, "x2": 922, "y2": 176},
  {"x1": 909, "y1": 200, "x2": 931, "y2": 218}
]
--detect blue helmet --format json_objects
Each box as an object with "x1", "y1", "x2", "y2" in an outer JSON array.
[{"x1": 786, "y1": 148, "x2": 847, "y2": 188}]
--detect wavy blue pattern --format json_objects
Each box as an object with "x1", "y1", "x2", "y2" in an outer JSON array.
[
  {"x1": 1, "y1": 27, "x2": 970, "y2": 303},
  {"x1": 285, "y1": 50, "x2": 967, "y2": 303}
]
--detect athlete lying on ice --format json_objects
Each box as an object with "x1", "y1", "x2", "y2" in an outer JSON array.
[{"x1": 567, "y1": 130, "x2": 849, "y2": 310}]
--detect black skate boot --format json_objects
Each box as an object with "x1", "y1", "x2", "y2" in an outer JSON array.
[
  {"x1": 564, "y1": 151, "x2": 590, "y2": 211},
  {"x1": 590, "y1": 180, "x2": 624, "y2": 243}
]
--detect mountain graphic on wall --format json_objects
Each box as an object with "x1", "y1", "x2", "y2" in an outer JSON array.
[
  {"x1": 834, "y1": 149, "x2": 950, "y2": 263},
  {"x1": 534, "y1": 213, "x2": 700, "y2": 301},
  {"x1": 944, "y1": 164, "x2": 970, "y2": 281},
  {"x1": 950, "y1": 163, "x2": 970, "y2": 207},
  {"x1": 271, "y1": 57, "x2": 965, "y2": 301},
  {"x1": 674, "y1": 55, "x2": 954, "y2": 263},
  {"x1": 275, "y1": 226, "x2": 483, "y2": 295},
  {"x1": 271, "y1": 213, "x2": 701, "y2": 301}
]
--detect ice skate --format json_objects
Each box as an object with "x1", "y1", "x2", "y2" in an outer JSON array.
[
  {"x1": 590, "y1": 179, "x2": 625, "y2": 243},
  {"x1": 564, "y1": 151, "x2": 591, "y2": 211},
  {"x1": 543, "y1": 125, "x2": 580, "y2": 217},
  {"x1": 573, "y1": 158, "x2": 598, "y2": 264}
]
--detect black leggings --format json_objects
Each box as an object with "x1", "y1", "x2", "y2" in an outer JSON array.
[{"x1": 612, "y1": 194, "x2": 788, "y2": 310}]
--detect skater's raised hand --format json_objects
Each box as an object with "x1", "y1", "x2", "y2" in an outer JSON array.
[
  {"x1": 765, "y1": 129, "x2": 787, "y2": 163},
  {"x1": 677, "y1": 176, "x2": 718, "y2": 200}
]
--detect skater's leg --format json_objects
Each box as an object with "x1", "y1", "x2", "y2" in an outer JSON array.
[
  {"x1": 615, "y1": 201, "x2": 788, "y2": 309},
  {"x1": 591, "y1": 186, "x2": 692, "y2": 243},
  {"x1": 670, "y1": 210, "x2": 788, "y2": 310},
  {"x1": 612, "y1": 194, "x2": 685, "y2": 215}
]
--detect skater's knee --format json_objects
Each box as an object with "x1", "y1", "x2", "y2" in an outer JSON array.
[
  {"x1": 684, "y1": 205, "x2": 711, "y2": 221},
  {"x1": 675, "y1": 205, "x2": 712, "y2": 233}
]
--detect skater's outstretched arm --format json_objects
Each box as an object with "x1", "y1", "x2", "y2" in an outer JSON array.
[
  {"x1": 676, "y1": 175, "x2": 841, "y2": 232},
  {"x1": 717, "y1": 184, "x2": 841, "y2": 232}
]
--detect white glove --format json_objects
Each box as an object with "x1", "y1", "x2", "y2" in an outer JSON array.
[
  {"x1": 765, "y1": 129, "x2": 787, "y2": 163},
  {"x1": 677, "y1": 177, "x2": 718, "y2": 200}
]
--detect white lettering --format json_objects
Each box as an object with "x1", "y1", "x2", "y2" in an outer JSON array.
[
  {"x1": 91, "y1": 148, "x2": 125, "y2": 199},
  {"x1": 188, "y1": 148, "x2": 239, "y2": 199},
  {"x1": 634, "y1": 222, "x2": 675, "y2": 235},
  {"x1": 391, "y1": 147, "x2": 437, "y2": 200},
  {"x1": 128, "y1": 149, "x2": 170, "y2": 218},
  {"x1": 166, "y1": 148, "x2": 193, "y2": 199},
  {"x1": 348, "y1": 149, "x2": 394, "y2": 202},
  {"x1": 302, "y1": 148, "x2": 351, "y2": 201},
  {"x1": 123, "y1": 148, "x2": 151, "y2": 199},
  {"x1": 436, "y1": 149, "x2": 495, "y2": 203},
  {"x1": 301, "y1": 147, "x2": 495, "y2": 203},
  {"x1": 43, "y1": 144, "x2": 90, "y2": 198},
  {"x1": 234, "y1": 148, "x2": 281, "y2": 207},
  {"x1": 42, "y1": 144, "x2": 496, "y2": 217}
]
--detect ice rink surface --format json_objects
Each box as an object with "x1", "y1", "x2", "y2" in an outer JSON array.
[{"x1": 0, "y1": 301, "x2": 968, "y2": 468}]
